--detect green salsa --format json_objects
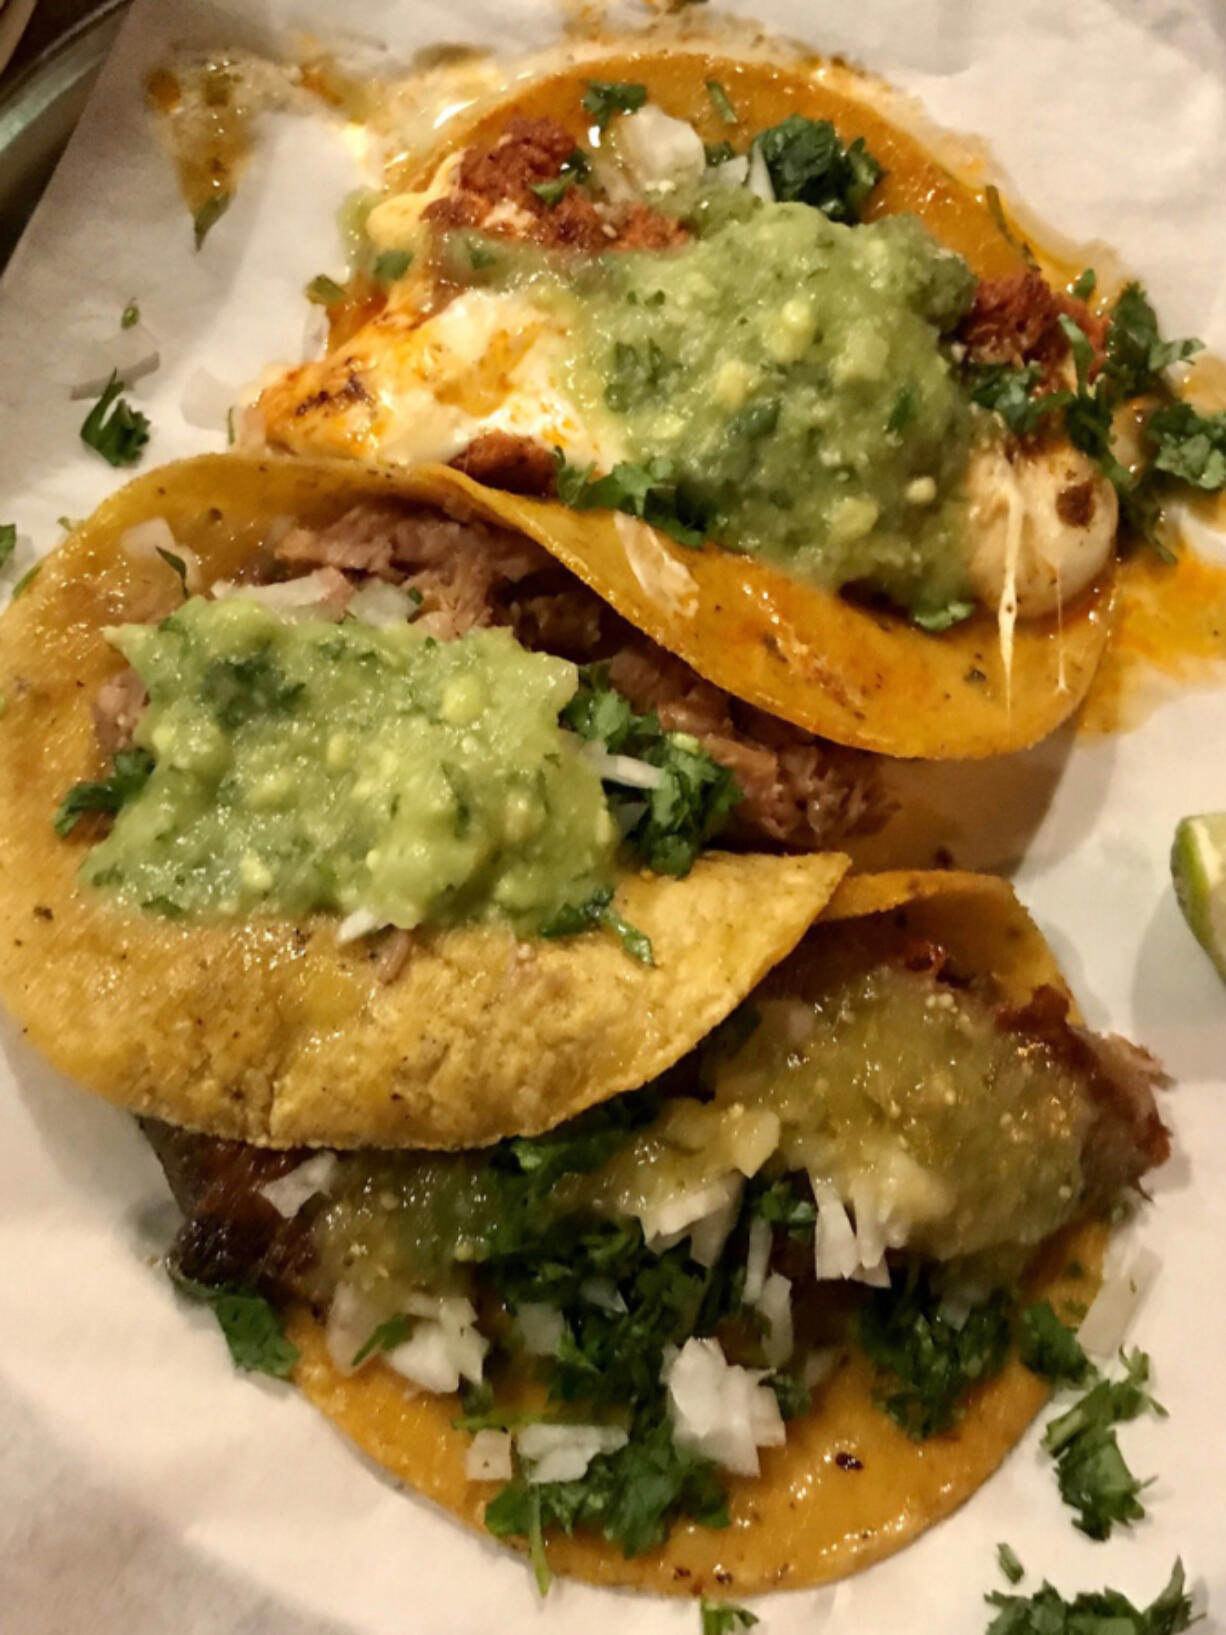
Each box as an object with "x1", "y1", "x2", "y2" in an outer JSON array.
[{"x1": 83, "y1": 597, "x2": 617, "y2": 931}]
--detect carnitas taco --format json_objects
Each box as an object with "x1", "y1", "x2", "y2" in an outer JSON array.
[
  {"x1": 145, "y1": 869, "x2": 1169, "y2": 1595},
  {"x1": 245, "y1": 47, "x2": 1212, "y2": 758},
  {"x1": 0, "y1": 452, "x2": 866, "y2": 1149}
]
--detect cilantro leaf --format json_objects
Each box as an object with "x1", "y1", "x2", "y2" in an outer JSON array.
[
  {"x1": 80, "y1": 371, "x2": 151, "y2": 468},
  {"x1": 121, "y1": 300, "x2": 140, "y2": 329},
  {"x1": 306, "y1": 273, "x2": 346, "y2": 306},
  {"x1": 193, "y1": 191, "x2": 230, "y2": 250},
  {"x1": 1041, "y1": 1348, "x2": 1165, "y2": 1540},
  {"x1": 996, "y1": 1542, "x2": 1025, "y2": 1586},
  {"x1": 754, "y1": 115, "x2": 883, "y2": 223},
  {"x1": 351, "y1": 1313, "x2": 413, "y2": 1367},
  {"x1": 581, "y1": 80, "x2": 647, "y2": 131},
  {"x1": 1070, "y1": 268, "x2": 1097, "y2": 301},
  {"x1": 1146, "y1": 400, "x2": 1226, "y2": 491},
  {"x1": 968, "y1": 362, "x2": 1067, "y2": 438},
  {"x1": 12, "y1": 562, "x2": 39, "y2": 597},
  {"x1": 1018, "y1": 1300, "x2": 1092, "y2": 1384},
  {"x1": 0, "y1": 523, "x2": 15, "y2": 571},
  {"x1": 701, "y1": 1602, "x2": 758, "y2": 1635},
  {"x1": 539, "y1": 885, "x2": 654, "y2": 964},
  {"x1": 553, "y1": 449, "x2": 713, "y2": 548},
  {"x1": 530, "y1": 174, "x2": 573, "y2": 208},
  {"x1": 705, "y1": 80, "x2": 738, "y2": 125},
  {"x1": 170, "y1": 1271, "x2": 299, "y2": 1377},
  {"x1": 157, "y1": 546, "x2": 188, "y2": 591},
  {"x1": 859, "y1": 1271, "x2": 1013, "y2": 1440},
  {"x1": 200, "y1": 648, "x2": 303, "y2": 730},
  {"x1": 985, "y1": 1559, "x2": 1195, "y2": 1635},
  {"x1": 54, "y1": 747, "x2": 155, "y2": 837},
  {"x1": 372, "y1": 249, "x2": 413, "y2": 282},
  {"x1": 1105, "y1": 282, "x2": 1202, "y2": 400},
  {"x1": 747, "y1": 1176, "x2": 816, "y2": 1237},
  {"x1": 561, "y1": 664, "x2": 741, "y2": 875}
]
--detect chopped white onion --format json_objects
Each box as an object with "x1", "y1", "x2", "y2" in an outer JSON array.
[
  {"x1": 1077, "y1": 1246, "x2": 1161, "y2": 1358},
  {"x1": 119, "y1": 519, "x2": 204, "y2": 594},
  {"x1": 580, "y1": 1277, "x2": 627, "y2": 1314},
  {"x1": 745, "y1": 141, "x2": 776, "y2": 203},
  {"x1": 257, "y1": 1152, "x2": 339, "y2": 1218},
  {"x1": 348, "y1": 580, "x2": 420, "y2": 628},
  {"x1": 180, "y1": 367, "x2": 239, "y2": 432},
  {"x1": 211, "y1": 567, "x2": 351, "y2": 621},
  {"x1": 664, "y1": 1337, "x2": 785, "y2": 1477},
  {"x1": 644, "y1": 1173, "x2": 743, "y2": 1266},
  {"x1": 515, "y1": 1302, "x2": 564, "y2": 1357},
  {"x1": 812, "y1": 1175, "x2": 872, "y2": 1283},
  {"x1": 386, "y1": 1294, "x2": 487, "y2": 1394},
  {"x1": 517, "y1": 1423, "x2": 629, "y2": 1486},
  {"x1": 757, "y1": 1272, "x2": 794, "y2": 1368},
  {"x1": 336, "y1": 907, "x2": 383, "y2": 945},
  {"x1": 581, "y1": 744, "x2": 667, "y2": 790},
  {"x1": 325, "y1": 1282, "x2": 386, "y2": 1376},
  {"x1": 743, "y1": 1216, "x2": 771, "y2": 1307},
  {"x1": 611, "y1": 104, "x2": 706, "y2": 193},
  {"x1": 465, "y1": 1429, "x2": 514, "y2": 1483},
  {"x1": 69, "y1": 323, "x2": 160, "y2": 399}
]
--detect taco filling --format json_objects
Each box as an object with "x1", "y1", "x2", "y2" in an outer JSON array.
[
  {"x1": 145, "y1": 893, "x2": 1168, "y2": 1584},
  {"x1": 253, "y1": 63, "x2": 1210, "y2": 633},
  {"x1": 60, "y1": 495, "x2": 881, "y2": 952}
]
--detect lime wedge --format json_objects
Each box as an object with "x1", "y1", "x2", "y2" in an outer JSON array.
[{"x1": 1171, "y1": 813, "x2": 1226, "y2": 981}]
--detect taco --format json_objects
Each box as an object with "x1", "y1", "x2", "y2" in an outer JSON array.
[
  {"x1": 247, "y1": 48, "x2": 1168, "y2": 758},
  {"x1": 0, "y1": 452, "x2": 863, "y2": 1149},
  {"x1": 146, "y1": 868, "x2": 1169, "y2": 1595}
]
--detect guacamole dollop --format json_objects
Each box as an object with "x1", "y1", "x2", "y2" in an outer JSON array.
[{"x1": 83, "y1": 597, "x2": 618, "y2": 931}]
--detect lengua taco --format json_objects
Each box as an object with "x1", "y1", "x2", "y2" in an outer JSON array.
[
  {"x1": 0, "y1": 452, "x2": 865, "y2": 1149},
  {"x1": 146, "y1": 868, "x2": 1169, "y2": 1596},
  {"x1": 244, "y1": 45, "x2": 1194, "y2": 759}
]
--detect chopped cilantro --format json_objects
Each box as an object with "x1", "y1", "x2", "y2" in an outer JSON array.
[
  {"x1": 305, "y1": 273, "x2": 346, "y2": 306},
  {"x1": 54, "y1": 747, "x2": 155, "y2": 837},
  {"x1": 468, "y1": 242, "x2": 498, "y2": 270},
  {"x1": 170, "y1": 1271, "x2": 299, "y2": 1377},
  {"x1": 705, "y1": 79, "x2": 738, "y2": 125},
  {"x1": 562, "y1": 147, "x2": 592, "y2": 181},
  {"x1": 80, "y1": 371, "x2": 151, "y2": 468},
  {"x1": 1146, "y1": 400, "x2": 1226, "y2": 490},
  {"x1": 581, "y1": 80, "x2": 647, "y2": 131},
  {"x1": 540, "y1": 884, "x2": 655, "y2": 965},
  {"x1": 372, "y1": 249, "x2": 413, "y2": 282},
  {"x1": 996, "y1": 1542, "x2": 1025, "y2": 1586},
  {"x1": 969, "y1": 361, "x2": 1064, "y2": 438},
  {"x1": 1070, "y1": 268, "x2": 1097, "y2": 301},
  {"x1": 747, "y1": 1175, "x2": 816, "y2": 1236},
  {"x1": 886, "y1": 384, "x2": 918, "y2": 433},
  {"x1": 561, "y1": 664, "x2": 741, "y2": 875},
  {"x1": 701, "y1": 1601, "x2": 759, "y2": 1635},
  {"x1": 351, "y1": 1313, "x2": 413, "y2": 1367},
  {"x1": 0, "y1": 523, "x2": 14, "y2": 571},
  {"x1": 1104, "y1": 282, "x2": 1202, "y2": 400},
  {"x1": 984, "y1": 185, "x2": 1039, "y2": 271},
  {"x1": 121, "y1": 299, "x2": 140, "y2": 329},
  {"x1": 1041, "y1": 1348, "x2": 1165, "y2": 1540},
  {"x1": 859, "y1": 1271, "x2": 1013, "y2": 1440},
  {"x1": 912, "y1": 599, "x2": 975, "y2": 633},
  {"x1": 12, "y1": 562, "x2": 40, "y2": 597},
  {"x1": 767, "y1": 1372, "x2": 811, "y2": 1421},
  {"x1": 58, "y1": 516, "x2": 81, "y2": 533},
  {"x1": 553, "y1": 450, "x2": 712, "y2": 547},
  {"x1": 156, "y1": 546, "x2": 188, "y2": 591},
  {"x1": 985, "y1": 1559, "x2": 1195, "y2": 1635},
  {"x1": 193, "y1": 191, "x2": 230, "y2": 250},
  {"x1": 1018, "y1": 1300, "x2": 1092, "y2": 1384},
  {"x1": 704, "y1": 140, "x2": 736, "y2": 167},
  {"x1": 530, "y1": 174, "x2": 573, "y2": 209},
  {"x1": 754, "y1": 115, "x2": 883, "y2": 224},
  {"x1": 200, "y1": 649, "x2": 303, "y2": 731}
]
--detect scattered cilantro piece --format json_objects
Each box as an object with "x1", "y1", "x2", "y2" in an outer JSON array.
[
  {"x1": 157, "y1": 546, "x2": 188, "y2": 591},
  {"x1": 200, "y1": 649, "x2": 303, "y2": 731},
  {"x1": 701, "y1": 1601, "x2": 758, "y2": 1635},
  {"x1": 968, "y1": 361, "x2": 1065, "y2": 438},
  {"x1": 12, "y1": 562, "x2": 40, "y2": 597},
  {"x1": 985, "y1": 1559, "x2": 1195, "y2": 1635},
  {"x1": 530, "y1": 174, "x2": 573, "y2": 208},
  {"x1": 193, "y1": 191, "x2": 230, "y2": 250},
  {"x1": 372, "y1": 249, "x2": 413, "y2": 282},
  {"x1": 704, "y1": 140, "x2": 736, "y2": 166},
  {"x1": 1041, "y1": 1348, "x2": 1165, "y2": 1540},
  {"x1": 911, "y1": 599, "x2": 975, "y2": 633},
  {"x1": 170, "y1": 1271, "x2": 299, "y2": 1377},
  {"x1": 553, "y1": 449, "x2": 713, "y2": 548},
  {"x1": 351, "y1": 1313, "x2": 413, "y2": 1367},
  {"x1": 58, "y1": 516, "x2": 81, "y2": 533},
  {"x1": 306, "y1": 273, "x2": 346, "y2": 306},
  {"x1": 561, "y1": 664, "x2": 741, "y2": 875},
  {"x1": 0, "y1": 523, "x2": 14, "y2": 571},
  {"x1": 996, "y1": 1543, "x2": 1025, "y2": 1586},
  {"x1": 705, "y1": 79, "x2": 738, "y2": 125},
  {"x1": 1104, "y1": 282, "x2": 1202, "y2": 400},
  {"x1": 755, "y1": 115, "x2": 883, "y2": 223},
  {"x1": 1070, "y1": 268, "x2": 1097, "y2": 301},
  {"x1": 121, "y1": 299, "x2": 140, "y2": 329},
  {"x1": 540, "y1": 885, "x2": 655, "y2": 965},
  {"x1": 767, "y1": 1372, "x2": 811, "y2": 1421},
  {"x1": 747, "y1": 1176, "x2": 816, "y2": 1236},
  {"x1": 80, "y1": 371, "x2": 151, "y2": 468},
  {"x1": 54, "y1": 747, "x2": 155, "y2": 837},
  {"x1": 562, "y1": 147, "x2": 592, "y2": 181},
  {"x1": 468, "y1": 241, "x2": 497, "y2": 270},
  {"x1": 581, "y1": 79, "x2": 647, "y2": 131},
  {"x1": 984, "y1": 185, "x2": 1039, "y2": 271},
  {"x1": 859, "y1": 1272, "x2": 1013, "y2": 1440},
  {"x1": 886, "y1": 384, "x2": 917, "y2": 433},
  {"x1": 1018, "y1": 1300, "x2": 1092, "y2": 1384},
  {"x1": 1146, "y1": 401, "x2": 1226, "y2": 491}
]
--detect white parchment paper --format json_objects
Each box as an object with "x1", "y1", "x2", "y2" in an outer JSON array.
[{"x1": 1, "y1": 2, "x2": 1225, "y2": 1631}]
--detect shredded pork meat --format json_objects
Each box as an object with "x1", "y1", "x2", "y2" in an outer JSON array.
[{"x1": 958, "y1": 269, "x2": 1108, "y2": 384}]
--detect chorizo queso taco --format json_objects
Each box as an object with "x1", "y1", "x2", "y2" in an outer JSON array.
[
  {"x1": 145, "y1": 869, "x2": 1169, "y2": 1596},
  {"x1": 0, "y1": 452, "x2": 868, "y2": 1149},
  {"x1": 247, "y1": 44, "x2": 1214, "y2": 758}
]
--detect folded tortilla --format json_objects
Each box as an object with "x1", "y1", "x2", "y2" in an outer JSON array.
[{"x1": 0, "y1": 454, "x2": 848, "y2": 1148}]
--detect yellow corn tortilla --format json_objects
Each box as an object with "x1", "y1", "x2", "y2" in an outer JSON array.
[
  {"x1": 0, "y1": 453, "x2": 849, "y2": 1149},
  {"x1": 255, "y1": 49, "x2": 1117, "y2": 760},
  {"x1": 286, "y1": 868, "x2": 1104, "y2": 1594}
]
